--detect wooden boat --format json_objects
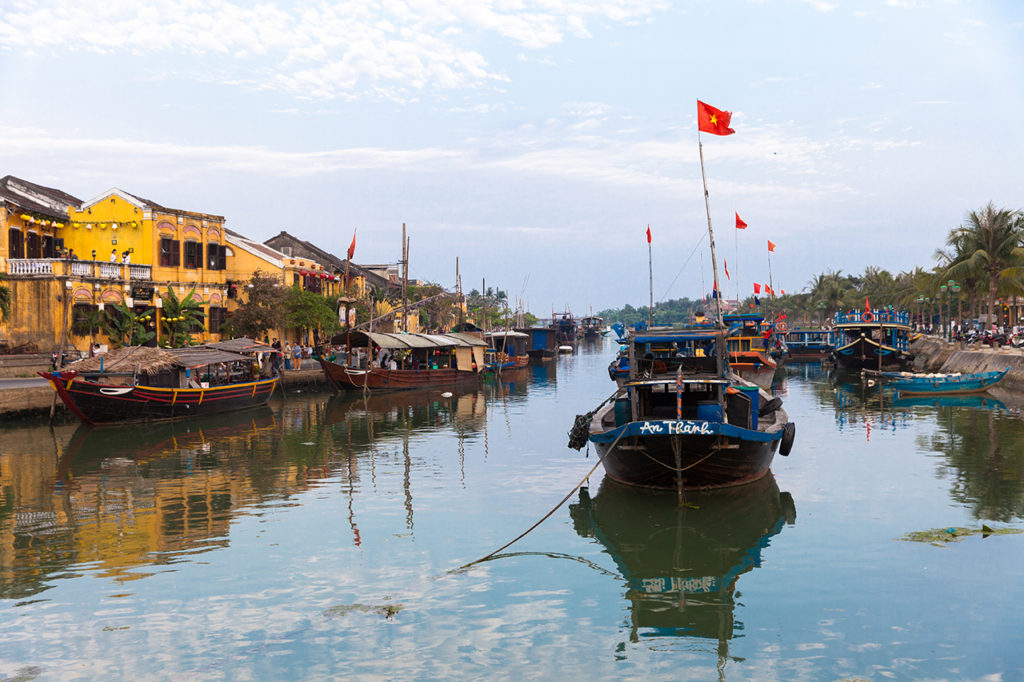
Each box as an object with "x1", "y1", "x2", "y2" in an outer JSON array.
[
  {"x1": 580, "y1": 315, "x2": 604, "y2": 340},
  {"x1": 868, "y1": 366, "x2": 1009, "y2": 395},
  {"x1": 517, "y1": 326, "x2": 559, "y2": 360},
  {"x1": 553, "y1": 310, "x2": 579, "y2": 345},
  {"x1": 483, "y1": 330, "x2": 530, "y2": 372},
  {"x1": 582, "y1": 327, "x2": 794, "y2": 491},
  {"x1": 569, "y1": 473, "x2": 794, "y2": 646},
  {"x1": 320, "y1": 331, "x2": 486, "y2": 391},
  {"x1": 40, "y1": 344, "x2": 279, "y2": 425},
  {"x1": 831, "y1": 309, "x2": 913, "y2": 371},
  {"x1": 784, "y1": 328, "x2": 835, "y2": 360},
  {"x1": 722, "y1": 314, "x2": 778, "y2": 390}
]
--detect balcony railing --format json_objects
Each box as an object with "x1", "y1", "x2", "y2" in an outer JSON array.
[{"x1": 5, "y1": 258, "x2": 152, "y2": 281}]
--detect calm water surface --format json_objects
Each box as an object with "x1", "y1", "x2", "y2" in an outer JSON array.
[{"x1": 2, "y1": 342, "x2": 1023, "y2": 680}]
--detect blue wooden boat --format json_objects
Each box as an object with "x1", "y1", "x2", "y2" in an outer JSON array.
[
  {"x1": 873, "y1": 367, "x2": 1009, "y2": 395},
  {"x1": 784, "y1": 328, "x2": 836, "y2": 360},
  {"x1": 831, "y1": 310, "x2": 913, "y2": 370},
  {"x1": 580, "y1": 327, "x2": 795, "y2": 491}
]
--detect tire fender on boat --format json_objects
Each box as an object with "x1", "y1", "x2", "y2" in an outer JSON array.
[{"x1": 779, "y1": 421, "x2": 796, "y2": 456}]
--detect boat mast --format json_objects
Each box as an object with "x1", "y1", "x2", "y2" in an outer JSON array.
[{"x1": 698, "y1": 134, "x2": 724, "y2": 328}]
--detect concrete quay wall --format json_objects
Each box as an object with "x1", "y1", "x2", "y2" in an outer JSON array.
[{"x1": 912, "y1": 336, "x2": 1024, "y2": 391}]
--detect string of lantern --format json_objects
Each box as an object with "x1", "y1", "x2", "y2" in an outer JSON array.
[{"x1": 17, "y1": 212, "x2": 141, "y2": 230}]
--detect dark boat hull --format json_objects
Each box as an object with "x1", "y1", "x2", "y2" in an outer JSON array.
[
  {"x1": 590, "y1": 419, "x2": 781, "y2": 490},
  {"x1": 319, "y1": 358, "x2": 481, "y2": 391},
  {"x1": 41, "y1": 371, "x2": 278, "y2": 425},
  {"x1": 832, "y1": 337, "x2": 912, "y2": 371}
]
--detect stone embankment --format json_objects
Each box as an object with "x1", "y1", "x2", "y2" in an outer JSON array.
[{"x1": 912, "y1": 336, "x2": 1024, "y2": 391}]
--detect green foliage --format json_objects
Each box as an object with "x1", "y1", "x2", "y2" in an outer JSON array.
[
  {"x1": 597, "y1": 297, "x2": 702, "y2": 327},
  {"x1": 0, "y1": 273, "x2": 9, "y2": 321},
  {"x1": 286, "y1": 285, "x2": 341, "y2": 340},
  {"x1": 219, "y1": 271, "x2": 286, "y2": 339},
  {"x1": 160, "y1": 286, "x2": 205, "y2": 347},
  {"x1": 103, "y1": 301, "x2": 156, "y2": 348},
  {"x1": 71, "y1": 306, "x2": 105, "y2": 342}
]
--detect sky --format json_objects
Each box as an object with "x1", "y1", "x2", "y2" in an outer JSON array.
[{"x1": 1, "y1": 0, "x2": 1023, "y2": 316}]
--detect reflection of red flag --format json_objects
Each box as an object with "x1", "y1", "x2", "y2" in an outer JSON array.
[
  {"x1": 697, "y1": 100, "x2": 735, "y2": 136},
  {"x1": 646, "y1": 225, "x2": 651, "y2": 243},
  {"x1": 724, "y1": 259, "x2": 730, "y2": 280},
  {"x1": 347, "y1": 229, "x2": 357, "y2": 260},
  {"x1": 735, "y1": 213, "x2": 747, "y2": 229},
  {"x1": 767, "y1": 240, "x2": 776, "y2": 252},
  {"x1": 753, "y1": 283, "x2": 761, "y2": 294}
]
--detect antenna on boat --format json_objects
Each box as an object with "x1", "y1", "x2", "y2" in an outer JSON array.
[{"x1": 698, "y1": 133, "x2": 724, "y2": 329}]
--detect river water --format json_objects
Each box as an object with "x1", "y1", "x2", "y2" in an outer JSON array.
[{"x1": 2, "y1": 340, "x2": 1023, "y2": 680}]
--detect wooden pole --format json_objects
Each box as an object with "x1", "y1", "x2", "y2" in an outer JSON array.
[
  {"x1": 401, "y1": 223, "x2": 408, "y2": 332},
  {"x1": 648, "y1": 225, "x2": 654, "y2": 327}
]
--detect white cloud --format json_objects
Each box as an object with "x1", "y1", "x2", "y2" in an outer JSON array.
[{"x1": 0, "y1": 0, "x2": 669, "y2": 102}]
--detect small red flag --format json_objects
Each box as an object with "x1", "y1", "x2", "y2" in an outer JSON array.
[
  {"x1": 865, "y1": 297, "x2": 871, "y2": 315},
  {"x1": 735, "y1": 213, "x2": 747, "y2": 230},
  {"x1": 697, "y1": 100, "x2": 735, "y2": 136},
  {"x1": 646, "y1": 225, "x2": 652, "y2": 244},
  {"x1": 347, "y1": 228, "x2": 357, "y2": 261},
  {"x1": 781, "y1": 289, "x2": 786, "y2": 295},
  {"x1": 753, "y1": 283, "x2": 761, "y2": 294},
  {"x1": 767, "y1": 240, "x2": 776, "y2": 252},
  {"x1": 724, "y1": 259, "x2": 730, "y2": 280}
]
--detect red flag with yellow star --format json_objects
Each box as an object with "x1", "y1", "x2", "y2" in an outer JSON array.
[{"x1": 697, "y1": 100, "x2": 735, "y2": 136}]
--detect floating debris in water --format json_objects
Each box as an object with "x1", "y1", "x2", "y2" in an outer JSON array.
[
  {"x1": 301, "y1": 442, "x2": 316, "y2": 446},
  {"x1": 898, "y1": 525, "x2": 1023, "y2": 545},
  {"x1": 441, "y1": 392, "x2": 453, "y2": 398},
  {"x1": 323, "y1": 599, "x2": 403, "y2": 620}
]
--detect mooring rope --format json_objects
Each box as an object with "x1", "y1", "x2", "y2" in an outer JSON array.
[
  {"x1": 567, "y1": 387, "x2": 623, "y2": 451},
  {"x1": 455, "y1": 428, "x2": 626, "y2": 572}
]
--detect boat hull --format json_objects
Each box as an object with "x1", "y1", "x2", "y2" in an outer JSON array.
[
  {"x1": 590, "y1": 419, "x2": 781, "y2": 490},
  {"x1": 832, "y1": 337, "x2": 912, "y2": 371},
  {"x1": 319, "y1": 358, "x2": 481, "y2": 391},
  {"x1": 41, "y1": 371, "x2": 278, "y2": 425},
  {"x1": 885, "y1": 368, "x2": 1008, "y2": 395}
]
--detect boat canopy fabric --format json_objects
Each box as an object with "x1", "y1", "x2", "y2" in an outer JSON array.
[
  {"x1": 165, "y1": 347, "x2": 254, "y2": 368},
  {"x1": 486, "y1": 331, "x2": 529, "y2": 339},
  {"x1": 633, "y1": 330, "x2": 726, "y2": 344},
  {"x1": 344, "y1": 331, "x2": 486, "y2": 350},
  {"x1": 204, "y1": 337, "x2": 276, "y2": 354}
]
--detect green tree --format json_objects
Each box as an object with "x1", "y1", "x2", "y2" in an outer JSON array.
[
  {"x1": 160, "y1": 286, "x2": 205, "y2": 347},
  {"x1": 219, "y1": 271, "x2": 287, "y2": 339},
  {"x1": 286, "y1": 286, "x2": 340, "y2": 343},
  {"x1": 943, "y1": 203, "x2": 1024, "y2": 324},
  {"x1": 103, "y1": 302, "x2": 156, "y2": 348},
  {"x1": 71, "y1": 306, "x2": 106, "y2": 348}
]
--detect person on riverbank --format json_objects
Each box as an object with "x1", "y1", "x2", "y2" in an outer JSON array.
[{"x1": 293, "y1": 343, "x2": 303, "y2": 370}]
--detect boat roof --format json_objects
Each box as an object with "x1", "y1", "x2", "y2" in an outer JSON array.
[
  {"x1": 166, "y1": 347, "x2": 254, "y2": 368},
  {"x1": 632, "y1": 329, "x2": 728, "y2": 344},
  {"x1": 341, "y1": 331, "x2": 486, "y2": 349},
  {"x1": 204, "y1": 337, "x2": 276, "y2": 353},
  {"x1": 486, "y1": 330, "x2": 529, "y2": 339}
]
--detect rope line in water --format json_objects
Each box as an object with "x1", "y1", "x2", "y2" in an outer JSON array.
[{"x1": 455, "y1": 428, "x2": 626, "y2": 571}]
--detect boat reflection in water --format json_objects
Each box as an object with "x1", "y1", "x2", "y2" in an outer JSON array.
[{"x1": 570, "y1": 474, "x2": 795, "y2": 656}]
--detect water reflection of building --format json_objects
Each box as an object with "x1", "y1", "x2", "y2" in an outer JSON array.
[
  {"x1": 0, "y1": 408, "x2": 318, "y2": 599},
  {"x1": 570, "y1": 474, "x2": 795, "y2": 663}
]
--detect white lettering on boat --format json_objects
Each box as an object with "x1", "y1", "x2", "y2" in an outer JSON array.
[{"x1": 637, "y1": 421, "x2": 715, "y2": 435}]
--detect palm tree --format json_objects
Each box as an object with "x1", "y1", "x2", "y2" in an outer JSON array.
[{"x1": 943, "y1": 203, "x2": 1024, "y2": 325}]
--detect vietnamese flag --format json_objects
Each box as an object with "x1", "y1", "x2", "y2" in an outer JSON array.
[
  {"x1": 646, "y1": 225, "x2": 652, "y2": 243},
  {"x1": 865, "y1": 297, "x2": 871, "y2": 315},
  {"x1": 735, "y1": 213, "x2": 747, "y2": 230},
  {"x1": 347, "y1": 228, "x2": 357, "y2": 260},
  {"x1": 753, "y1": 283, "x2": 761, "y2": 294},
  {"x1": 767, "y1": 240, "x2": 776, "y2": 252},
  {"x1": 697, "y1": 100, "x2": 735, "y2": 136}
]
